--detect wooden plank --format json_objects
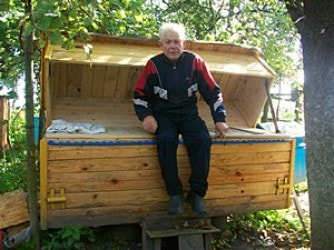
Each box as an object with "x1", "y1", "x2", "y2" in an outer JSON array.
[
  {"x1": 47, "y1": 208, "x2": 167, "y2": 228},
  {"x1": 49, "y1": 39, "x2": 274, "y2": 78},
  {"x1": 46, "y1": 140, "x2": 291, "y2": 153},
  {"x1": 92, "y1": 65, "x2": 107, "y2": 98},
  {"x1": 211, "y1": 151, "x2": 291, "y2": 165},
  {"x1": 48, "y1": 157, "x2": 290, "y2": 178},
  {"x1": 209, "y1": 199, "x2": 290, "y2": 215},
  {"x1": 207, "y1": 193, "x2": 289, "y2": 207},
  {"x1": 207, "y1": 180, "x2": 286, "y2": 199},
  {"x1": 41, "y1": 53, "x2": 52, "y2": 124},
  {"x1": 127, "y1": 66, "x2": 142, "y2": 97},
  {"x1": 208, "y1": 168, "x2": 290, "y2": 184},
  {"x1": 114, "y1": 67, "x2": 130, "y2": 98},
  {"x1": 47, "y1": 170, "x2": 288, "y2": 193},
  {"x1": 47, "y1": 152, "x2": 288, "y2": 173},
  {"x1": 209, "y1": 162, "x2": 290, "y2": 179},
  {"x1": 49, "y1": 189, "x2": 168, "y2": 209},
  {"x1": 211, "y1": 141, "x2": 292, "y2": 153},
  {"x1": 48, "y1": 179, "x2": 166, "y2": 192},
  {"x1": 50, "y1": 62, "x2": 60, "y2": 97},
  {"x1": 45, "y1": 195, "x2": 288, "y2": 228},
  {"x1": 45, "y1": 177, "x2": 287, "y2": 210},
  {"x1": 0, "y1": 189, "x2": 29, "y2": 229},
  {"x1": 58, "y1": 63, "x2": 68, "y2": 96},
  {"x1": 47, "y1": 145, "x2": 159, "y2": 160},
  {"x1": 48, "y1": 169, "x2": 164, "y2": 183},
  {"x1": 80, "y1": 64, "x2": 94, "y2": 98},
  {"x1": 46, "y1": 144, "x2": 291, "y2": 165},
  {"x1": 40, "y1": 139, "x2": 49, "y2": 230},
  {"x1": 0, "y1": 97, "x2": 9, "y2": 150},
  {"x1": 234, "y1": 77, "x2": 267, "y2": 127},
  {"x1": 102, "y1": 66, "x2": 119, "y2": 98},
  {"x1": 148, "y1": 228, "x2": 217, "y2": 239},
  {"x1": 67, "y1": 64, "x2": 82, "y2": 97},
  {"x1": 178, "y1": 234, "x2": 205, "y2": 250},
  {"x1": 47, "y1": 157, "x2": 162, "y2": 172},
  {"x1": 46, "y1": 161, "x2": 289, "y2": 191}
]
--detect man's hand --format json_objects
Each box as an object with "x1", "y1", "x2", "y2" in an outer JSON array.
[
  {"x1": 215, "y1": 122, "x2": 229, "y2": 138},
  {"x1": 142, "y1": 115, "x2": 158, "y2": 134}
]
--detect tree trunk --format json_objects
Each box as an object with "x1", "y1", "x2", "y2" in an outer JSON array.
[
  {"x1": 285, "y1": 1, "x2": 334, "y2": 248},
  {"x1": 24, "y1": 0, "x2": 40, "y2": 248}
]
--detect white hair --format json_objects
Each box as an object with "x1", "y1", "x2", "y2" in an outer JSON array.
[{"x1": 159, "y1": 23, "x2": 186, "y2": 41}]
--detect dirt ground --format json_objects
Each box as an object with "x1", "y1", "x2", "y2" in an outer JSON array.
[{"x1": 227, "y1": 191, "x2": 310, "y2": 250}]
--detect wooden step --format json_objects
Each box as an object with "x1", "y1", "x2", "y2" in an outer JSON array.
[{"x1": 141, "y1": 216, "x2": 220, "y2": 250}]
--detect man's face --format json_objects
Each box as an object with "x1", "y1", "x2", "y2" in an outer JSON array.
[{"x1": 160, "y1": 31, "x2": 185, "y2": 62}]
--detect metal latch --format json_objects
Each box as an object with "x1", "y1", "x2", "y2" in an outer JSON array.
[
  {"x1": 276, "y1": 177, "x2": 291, "y2": 195},
  {"x1": 47, "y1": 188, "x2": 66, "y2": 209}
]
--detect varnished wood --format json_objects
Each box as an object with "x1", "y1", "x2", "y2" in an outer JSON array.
[
  {"x1": 0, "y1": 189, "x2": 29, "y2": 229},
  {"x1": 39, "y1": 34, "x2": 295, "y2": 229}
]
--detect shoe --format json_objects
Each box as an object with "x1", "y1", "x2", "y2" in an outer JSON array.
[
  {"x1": 186, "y1": 191, "x2": 207, "y2": 217},
  {"x1": 168, "y1": 194, "x2": 184, "y2": 215}
]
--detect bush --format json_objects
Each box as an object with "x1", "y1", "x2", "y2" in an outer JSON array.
[{"x1": 0, "y1": 109, "x2": 27, "y2": 193}]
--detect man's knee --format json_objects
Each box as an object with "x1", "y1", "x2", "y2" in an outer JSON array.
[{"x1": 157, "y1": 130, "x2": 176, "y2": 140}]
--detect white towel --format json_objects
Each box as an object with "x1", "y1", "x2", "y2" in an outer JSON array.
[{"x1": 47, "y1": 119, "x2": 106, "y2": 134}]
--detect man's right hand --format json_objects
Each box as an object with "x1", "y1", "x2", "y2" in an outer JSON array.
[{"x1": 142, "y1": 115, "x2": 158, "y2": 134}]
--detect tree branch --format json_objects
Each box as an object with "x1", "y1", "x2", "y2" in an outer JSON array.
[{"x1": 283, "y1": 0, "x2": 305, "y2": 34}]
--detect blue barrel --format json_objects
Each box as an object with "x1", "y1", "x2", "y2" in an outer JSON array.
[
  {"x1": 294, "y1": 137, "x2": 306, "y2": 183},
  {"x1": 34, "y1": 116, "x2": 39, "y2": 145}
]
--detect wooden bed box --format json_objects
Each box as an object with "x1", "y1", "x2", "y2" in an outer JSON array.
[{"x1": 39, "y1": 34, "x2": 295, "y2": 229}]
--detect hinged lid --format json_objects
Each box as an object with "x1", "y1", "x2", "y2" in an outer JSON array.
[
  {"x1": 41, "y1": 34, "x2": 277, "y2": 134},
  {"x1": 44, "y1": 34, "x2": 275, "y2": 79}
]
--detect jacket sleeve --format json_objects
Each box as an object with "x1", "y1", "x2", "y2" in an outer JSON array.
[
  {"x1": 193, "y1": 56, "x2": 227, "y2": 123},
  {"x1": 133, "y1": 60, "x2": 157, "y2": 121}
]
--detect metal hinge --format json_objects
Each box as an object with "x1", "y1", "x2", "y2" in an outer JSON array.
[
  {"x1": 276, "y1": 177, "x2": 291, "y2": 195},
  {"x1": 47, "y1": 188, "x2": 66, "y2": 209}
]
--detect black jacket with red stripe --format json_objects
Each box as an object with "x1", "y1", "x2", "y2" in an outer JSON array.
[{"x1": 133, "y1": 51, "x2": 226, "y2": 123}]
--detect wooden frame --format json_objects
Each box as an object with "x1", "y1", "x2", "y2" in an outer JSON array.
[{"x1": 39, "y1": 34, "x2": 294, "y2": 229}]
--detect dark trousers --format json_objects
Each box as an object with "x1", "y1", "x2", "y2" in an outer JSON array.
[{"x1": 155, "y1": 113, "x2": 212, "y2": 197}]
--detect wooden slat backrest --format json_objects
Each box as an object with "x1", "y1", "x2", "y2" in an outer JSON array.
[{"x1": 50, "y1": 62, "x2": 263, "y2": 101}]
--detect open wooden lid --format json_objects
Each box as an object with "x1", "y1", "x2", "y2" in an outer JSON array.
[{"x1": 44, "y1": 33, "x2": 276, "y2": 79}]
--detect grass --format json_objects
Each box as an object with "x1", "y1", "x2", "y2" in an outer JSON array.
[{"x1": 213, "y1": 182, "x2": 310, "y2": 249}]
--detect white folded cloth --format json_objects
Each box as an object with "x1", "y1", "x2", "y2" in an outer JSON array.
[{"x1": 47, "y1": 119, "x2": 106, "y2": 134}]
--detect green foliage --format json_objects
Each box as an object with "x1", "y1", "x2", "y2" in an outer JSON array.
[
  {"x1": 152, "y1": 0, "x2": 301, "y2": 79},
  {"x1": 213, "y1": 207, "x2": 310, "y2": 249},
  {"x1": 30, "y1": 0, "x2": 157, "y2": 49},
  {"x1": 17, "y1": 226, "x2": 96, "y2": 250},
  {"x1": 39, "y1": 226, "x2": 95, "y2": 250},
  {"x1": 0, "y1": 0, "x2": 25, "y2": 89},
  {"x1": 0, "y1": 109, "x2": 27, "y2": 193},
  {"x1": 295, "y1": 181, "x2": 308, "y2": 193}
]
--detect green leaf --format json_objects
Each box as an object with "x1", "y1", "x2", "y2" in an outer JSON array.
[
  {"x1": 36, "y1": 17, "x2": 51, "y2": 30},
  {"x1": 48, "y1": 31, "x2": 62, "y2": 45},
  {"x1": 39, "y1": 38, "x2": 46, "y2": 48},
  {"x1": 0, "y1": 0, "x2": 9, "y2": 11}
]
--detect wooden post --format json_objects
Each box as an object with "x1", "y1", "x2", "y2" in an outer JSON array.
[
  {"x1": 0, "y1": 97, "x2": 9, "y2": 151},
  {"x1": 265, "y1": 79, "x2": 280, "y2": 133}
]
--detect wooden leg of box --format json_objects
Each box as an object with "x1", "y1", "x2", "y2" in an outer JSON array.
[
  {"x1": 141, "y1": 222, "x2": 155, "y2": 250},
  {"x1": 178, "y1": 234, "x2": 204, "y2": 250},
  {"x1": 211, "y1": 216, "x2": 227, "y2": 231}
]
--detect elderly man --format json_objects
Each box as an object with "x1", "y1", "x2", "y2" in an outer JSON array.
[{"x1": 133, "y1": 23, "x2": 228, "y2": 217}]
